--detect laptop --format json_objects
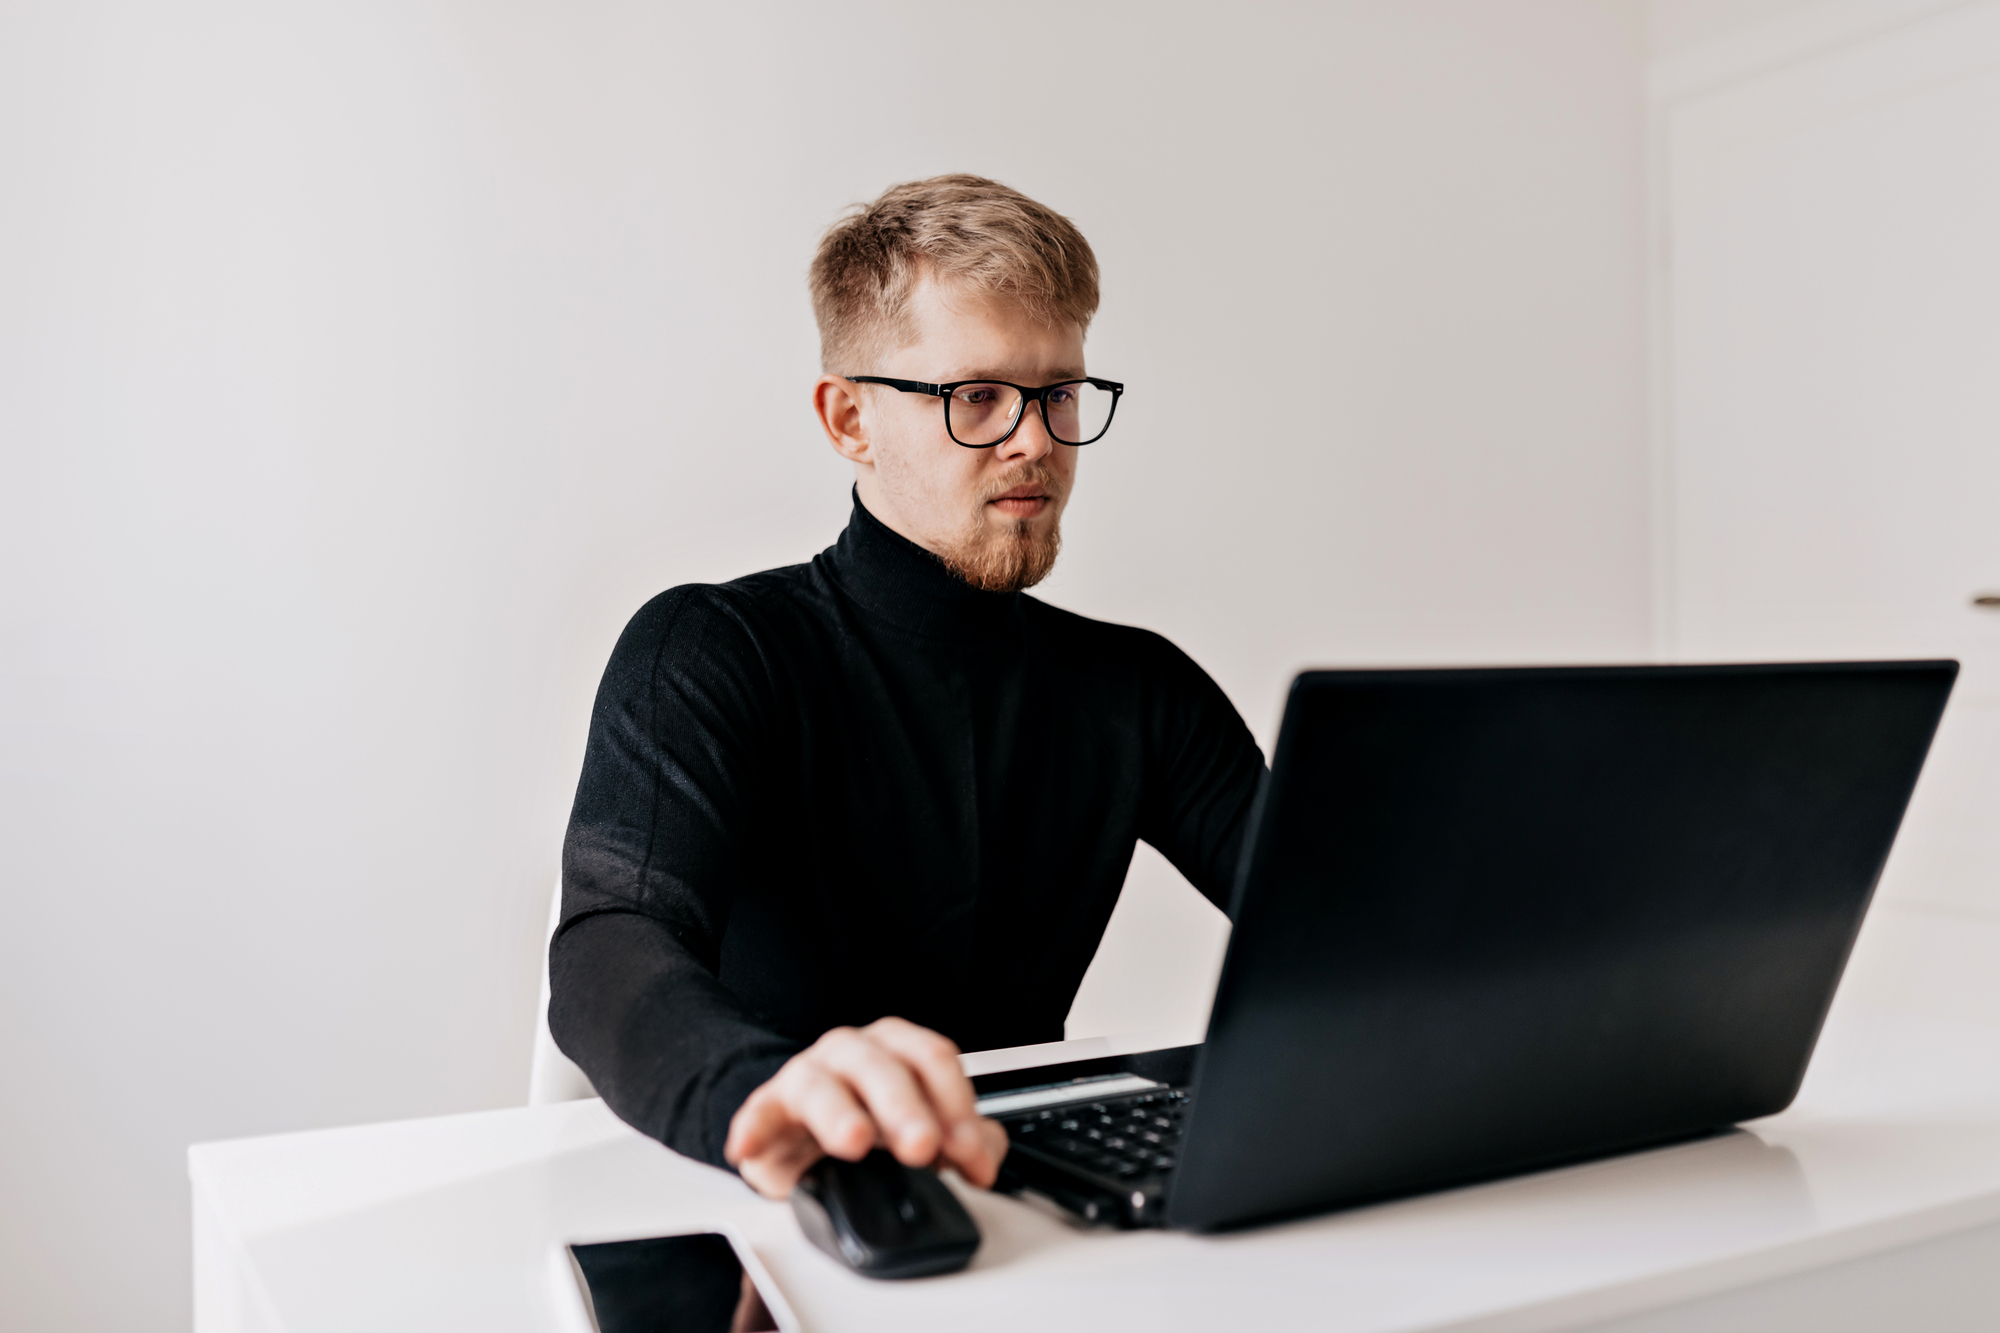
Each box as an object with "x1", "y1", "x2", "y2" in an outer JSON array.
[{"x1": 981, "y1": 661, "x2": 1956, "y2": 1231}]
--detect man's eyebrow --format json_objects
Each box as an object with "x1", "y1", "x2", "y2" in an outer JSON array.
[{"x1": 945, "y1": 367, "x2": 1087, "y2": 383}]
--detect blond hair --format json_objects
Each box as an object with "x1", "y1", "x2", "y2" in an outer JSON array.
[{"x1": 809, "y1": 174, "x2": 1100, "y2": 373}]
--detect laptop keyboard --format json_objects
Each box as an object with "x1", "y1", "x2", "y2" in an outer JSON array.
[{"x1": 998, "y1": 1088, "x2": 1189, "y2": 1184}]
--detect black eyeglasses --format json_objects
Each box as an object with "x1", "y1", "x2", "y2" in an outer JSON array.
[{"x1": 847, "y1": 376, "x2": 1124, "y2": 448}]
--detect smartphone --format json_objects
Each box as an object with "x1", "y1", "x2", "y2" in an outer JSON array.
[{"x1": 549, "y1": 1229, "x2": 798, "y2": 1333}]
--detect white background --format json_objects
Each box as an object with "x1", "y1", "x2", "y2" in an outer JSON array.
[
  {"x1": 0, "y1": 1, "x2": 1758, "y2": 1326},
  {"x1": 1652, "y1": 0, "x2": 2000, "y2": 975}
]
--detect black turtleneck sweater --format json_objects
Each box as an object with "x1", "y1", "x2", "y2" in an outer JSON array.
[{"x1": 551, "y1": 496, "x2": 1267, "y2": 1168}]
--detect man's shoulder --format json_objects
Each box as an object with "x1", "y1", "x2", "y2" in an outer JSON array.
[
  {"x1": 613, "y1": 562, "x2": 821, "y2": 658},
  {"x1": 1019, "y1": 597, "x2": 1200, "y2": 672}
]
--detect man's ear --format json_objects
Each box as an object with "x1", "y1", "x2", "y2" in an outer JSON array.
[{"x1": 813, "y1": 376, "x2": 872, "y2": 464}]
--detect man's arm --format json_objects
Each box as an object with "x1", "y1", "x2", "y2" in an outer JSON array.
[
  {"x1": 552, "y1": 586, "x2": 797, "y2": 1164},
  {"x1": 551, "y1": 587, "x2": 1002, "y2": 1195},
  {"x1": 1135, "y1": 639, "x2": 1269, "y2": 912}
]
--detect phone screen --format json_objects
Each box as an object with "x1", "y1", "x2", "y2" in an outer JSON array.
[{"x1": 566, "y1": 1233, "x2": 782, "y2": 1333}]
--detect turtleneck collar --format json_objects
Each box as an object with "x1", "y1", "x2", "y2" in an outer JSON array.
[{"x1": 818, "y1": 489, "x2": 1023, "y2": 639}]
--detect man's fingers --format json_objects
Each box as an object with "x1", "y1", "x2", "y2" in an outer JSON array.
[
  {"x1": 941, "y1": 1116, "x2": 1010, "y2": 1189},
  {"x1": 723, "y1": 1086, "x2": 792, "y2": 1165},
  {"x1": 815, "y1": 1029, "x2": 943, "y2": 1166},
  {"x1": 726, "y1": 1020, "x2": 1009, "y2": 1201},
  {"x1": 789, "y1": 1060, "x2": 879, "y2": 1161},
  {"x1": 737, "y1": 1127, "x2": 826, "y2": 1200},
  {"x1": 863, "y1": 1018, "x2": 977, "y2": 1126},
  {"x1": 935, "y1": 1113, "x2": 1007, "y2": 1188},
  {"x1": 860, "y1": 1018, "x2": 1004, "y2": 1184},
  {"x1": 728, "y1": 1085, "x2": 825, "y2": 1200}
]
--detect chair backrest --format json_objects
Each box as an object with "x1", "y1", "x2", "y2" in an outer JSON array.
[{"x1": 528, "y1": 877, "x2": 598, "y2": 1105}]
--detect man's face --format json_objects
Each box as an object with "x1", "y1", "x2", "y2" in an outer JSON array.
[{"x1": 819, "y1": 274, "x2": 1084, "y2": 592}]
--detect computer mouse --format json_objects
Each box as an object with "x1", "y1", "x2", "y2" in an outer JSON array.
[{"x1": 791, "y1": 1149, "x2": 981, "y2": 1279}]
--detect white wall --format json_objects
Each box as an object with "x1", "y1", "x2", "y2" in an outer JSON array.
[
  {"x1": 1648, "y1": 0, "x2": 1834, "y2": 56},
  {"x1": 0, "y1": 2, "x2": 1650, "y2": 1327},
  {"x1": 1652, "y1": 0, "x2": 2000, "y2": 929}
]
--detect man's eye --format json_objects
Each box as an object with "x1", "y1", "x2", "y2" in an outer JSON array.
[
  {"x1": 1046, "y1": 387, "x2": 1076, "y2": 406},
  {"x1": 957, "y1": 388, "x2": 997, "y2": 405}
]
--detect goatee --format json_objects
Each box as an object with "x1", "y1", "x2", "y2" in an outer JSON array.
[
  {"x1": 937, "y1": 463, "x2": 1066, "y2": 593},
  {"x1": 940, "y1": 518, "x2": 1062, "y2": 593}
]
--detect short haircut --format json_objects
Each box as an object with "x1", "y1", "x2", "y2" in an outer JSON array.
[{"x1": 809, "y1": 174, "x2": 1101, "y2": 373}]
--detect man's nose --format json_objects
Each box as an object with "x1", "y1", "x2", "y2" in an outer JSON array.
[{"x1": 998, "y1": 398, "x2": 1055, "y2": 463}]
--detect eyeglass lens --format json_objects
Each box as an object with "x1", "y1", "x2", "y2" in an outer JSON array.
[{"x1": 947, "y1": 382, "x2": 1115, "y2": 446}]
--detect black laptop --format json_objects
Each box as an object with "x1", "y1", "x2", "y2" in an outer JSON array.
[{"x1": 982, "y1": 661, "x2": 1955, "y2": 1231}]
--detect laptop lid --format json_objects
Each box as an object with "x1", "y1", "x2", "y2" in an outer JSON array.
[{"x1": 1165, "y1": 661, "x2": 1955, "y2": 1231}]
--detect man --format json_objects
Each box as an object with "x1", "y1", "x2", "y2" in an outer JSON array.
[{"x1": 552, "y1": 174, "x2": 1265, "y2": 1200}]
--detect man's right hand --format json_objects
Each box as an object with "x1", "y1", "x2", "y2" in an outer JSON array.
[{"x1": 722, "y1": 1017, "x2": 1009, "y2": 1200}]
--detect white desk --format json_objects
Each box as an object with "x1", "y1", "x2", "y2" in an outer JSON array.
[{"x1": 191, "y1": 904, "x2": 2000, "y2": 1333}]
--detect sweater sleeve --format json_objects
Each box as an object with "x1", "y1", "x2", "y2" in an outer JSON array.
[
  {"x1": 1135, "y1": 640, "x2": 1269, "y2": 915},
  {"x1": 550, "y1": 586, "x2": 803, "y2": 1168}
]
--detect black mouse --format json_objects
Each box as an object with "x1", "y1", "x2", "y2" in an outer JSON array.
[{"x1": 791, "y1": 1149, "x2": 981, "y2": 1279}]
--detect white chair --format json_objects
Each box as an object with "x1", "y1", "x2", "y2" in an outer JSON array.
[{"x1": 527, "y1": 878, "x2": 598, "y2": 1105}]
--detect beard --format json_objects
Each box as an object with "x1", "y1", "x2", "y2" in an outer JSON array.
[{"x1": 935, "y1": 462, "x2": 1066, "y2": 593}]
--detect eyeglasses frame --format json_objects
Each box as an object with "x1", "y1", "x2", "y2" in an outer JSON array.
[{"x1": 845, "y1": 375, "x2": 1125, "y2": 449}]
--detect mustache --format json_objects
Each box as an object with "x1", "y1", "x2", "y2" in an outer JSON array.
[{"x1": 976, "y1": 461, "x2": 1068, "y2": 505}]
